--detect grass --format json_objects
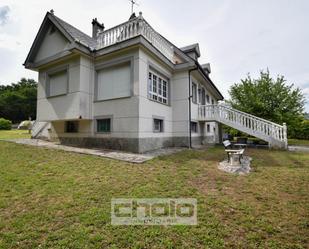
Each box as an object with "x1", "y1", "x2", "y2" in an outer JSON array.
[
  {"x1": 288, "y1": 139, "x2": 309, "y2": 146},
  {"x1": 0, "y1": 129, "x2": 31, "y2": 140},
  {"x1": 0, "y1": 133, "x2": 308, "y2": 248}
]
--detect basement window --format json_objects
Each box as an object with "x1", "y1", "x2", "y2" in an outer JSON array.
[
  {"x1": 66, "y1": 121, "x2": 78, "y2": 133},
  {"x1": 153, "y1": 119, "x2": 164, "y2": 133},
  {"x1": 97, "y1": 119, "x2": 111, "y2": 133}
]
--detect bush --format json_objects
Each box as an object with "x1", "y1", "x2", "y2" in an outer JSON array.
[
  {"x1": 293, "y1": 120, "x2": 309, "y2": 140},
  {"x1": 0, "y1": 118, "x2": 12, "y2": 130}
]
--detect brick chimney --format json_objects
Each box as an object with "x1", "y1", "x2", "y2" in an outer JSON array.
[{"x1": 92, "y1": 18, "x2": 104, "y2": 39}]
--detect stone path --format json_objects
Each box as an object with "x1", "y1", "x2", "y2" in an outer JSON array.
[
  {"x1": 2, "y1": 139, "x2": 185, "y2": 163},
  {"x1": 288, "y1": 145, "x2": 309, "y2": 153},
  {"x1": 218, "y1": 156, "x2": 252, "y2": 175}
]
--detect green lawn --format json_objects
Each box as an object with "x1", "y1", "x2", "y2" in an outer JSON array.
[
  {"x1": 0, "y1": 129, "x2": 31, "y2": 140},
  {"x1": 0, "y1": 138, "x2": 308, "y2": 248},
  {"x1": 288, "y1": 138, "x2": 309, "y2": 146}
]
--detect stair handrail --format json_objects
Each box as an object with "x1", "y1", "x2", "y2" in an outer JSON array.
[
  {"x1": 200, "y1": 104, "x2": 285, "y2": 128},
  {"x1": 217, "y1": 104, "x2": 285, "y2": 128},
  {"x1": 198, "y1": 104, "x2": 288, "y2": 147}
]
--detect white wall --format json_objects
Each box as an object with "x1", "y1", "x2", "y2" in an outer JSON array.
[
  {"x1": 171, "y1": 71, "x2": 190, "y2": 138},
  {"x1": 34, "y1": 26, "x2": 70, "y2": 62},
  {"x1": 37, "y1": 56, "x2": 92, "y2": 121},
  {"x1": 92, "y1": 49, "x2": 140, "y2": 138},
  {"x1": 138, "y1": 49, "x2": 174, "y2": 139}
]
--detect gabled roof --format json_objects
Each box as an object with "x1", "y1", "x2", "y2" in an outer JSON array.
[
  {"x1": 24, "y1": 11, "x2": 97, "y2": 68},
  {"x1": 52, "y1": 14, "x2": 97, "y2": 49}
]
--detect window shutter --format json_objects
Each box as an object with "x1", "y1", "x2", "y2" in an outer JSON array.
[
  {"x1": 97, "y1": 63, "x2": 131, "y2": 100},
  {"x1": 49, "y1": 71, "x2": 67, "y2": 96}
]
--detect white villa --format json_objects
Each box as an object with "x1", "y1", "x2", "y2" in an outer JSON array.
[{"x1": 24, "y1": 11, "x2": 287, "y2": 153}]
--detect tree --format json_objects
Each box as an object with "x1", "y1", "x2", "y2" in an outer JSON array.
[
  {"x1": 229, "y1": 70, "x2": 305, "y2": 138},
  {"x1": 0, "y1": 78, "x2": 37, "y2": 123}
]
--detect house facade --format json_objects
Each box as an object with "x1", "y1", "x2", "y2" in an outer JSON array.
[
  {"x1": 24, "y1": 11, "x2": 224, "y2": 153},
  {"x1": 26, "y1": 11, "x2": 288, "y2": 152}
]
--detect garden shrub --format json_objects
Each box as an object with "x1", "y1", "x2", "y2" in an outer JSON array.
[{"x1": 0, "y1": 118, "x2": 12, "y2": 130}]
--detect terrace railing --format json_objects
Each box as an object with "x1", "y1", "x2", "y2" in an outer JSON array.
[{"x1": 96, "y1": 12, "x2": 174, "y2": 62}]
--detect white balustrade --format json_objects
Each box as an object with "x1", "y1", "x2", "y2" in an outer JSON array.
[
  {"x1": 198, "y1": 104, "x2": 288, "y2": 148},
  {"x1": 96, "y1": 13, "x2": 174, "y2": 62}
]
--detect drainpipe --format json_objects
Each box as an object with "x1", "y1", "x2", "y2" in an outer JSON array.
[{"x1": 188, "y1": 65, "x2": 198, "y2": 149}]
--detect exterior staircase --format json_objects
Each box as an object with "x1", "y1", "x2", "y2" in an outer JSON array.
[
  {"x1": 198, "y1": 104, "x2": 288, "y2": 149},
  {"x1": 31, "y1": 121, "x2": 50, "y2": 139}
]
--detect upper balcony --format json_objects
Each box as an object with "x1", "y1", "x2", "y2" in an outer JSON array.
[{"x1": 96, "y1": 12, "x2": 174, "y2": 63}]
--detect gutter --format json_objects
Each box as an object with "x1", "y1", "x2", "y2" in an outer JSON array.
[{"x1": 188, "y1": 66, "x2": 198, "y2": 149}]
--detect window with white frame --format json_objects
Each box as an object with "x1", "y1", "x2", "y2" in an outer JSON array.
[
  {"x1": 148, "y1": 71, "x2": 168, "y2": 104},
  {"x1": 206, "y1": 94, "x2": 210, "y2": 104},
  {"x1": 192, "y1": 82, "x2": 197, "y2": 103}
]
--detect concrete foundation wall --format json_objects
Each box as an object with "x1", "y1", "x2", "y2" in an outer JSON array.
[{"x1": 58, "y1": 136, "x2": 190, "y2": 153}]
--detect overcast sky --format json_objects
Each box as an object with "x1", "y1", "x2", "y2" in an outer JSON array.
[{"x1": 0, "y1": 0, "x2": 308, "y2": 111}]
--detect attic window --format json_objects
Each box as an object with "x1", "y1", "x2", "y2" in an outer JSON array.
[{"x1": 49, "y1": 26, "x2": 56, "y2": 35}]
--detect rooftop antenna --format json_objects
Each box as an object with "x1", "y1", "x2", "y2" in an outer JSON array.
[{"x1": 129, "y1": 0, "x2": 139, "y2": 14}]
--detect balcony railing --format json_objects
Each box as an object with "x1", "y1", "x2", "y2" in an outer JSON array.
[{"x1": 96, "y1": 12, "x2": 174, "y2": 62}]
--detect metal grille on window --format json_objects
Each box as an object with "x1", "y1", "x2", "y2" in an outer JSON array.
[{"x1": 97, "y1": 119, "x2": 111, "y2": 132}]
